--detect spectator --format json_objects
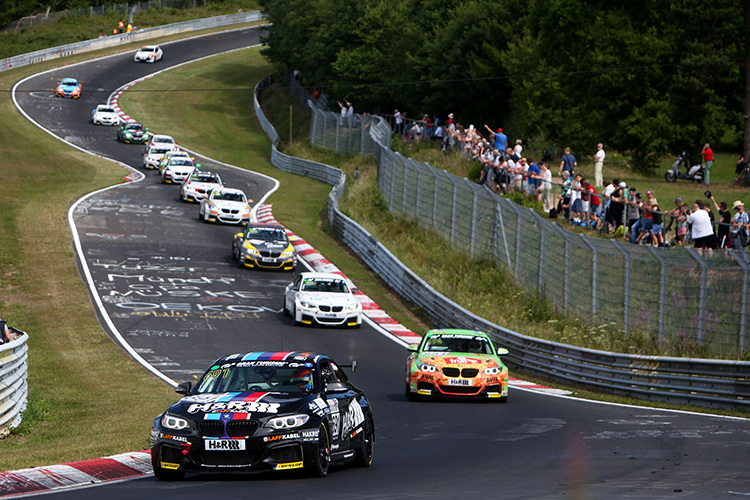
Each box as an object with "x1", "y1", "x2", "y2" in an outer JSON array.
[
  {"x1": 127, "y1": 23, "x2": 133, "y2": 33},
  {"x1": 594, "y1": 143, "x2": 605, "y2": 188},
  {"x1": 570, "y1": 174, "x2": 583, "y2": 223},
  {"x1": 559, "y1": 147, "x2": 577, "y2": 177},
  {"x1": 587, "y1": 181, "x2": 601, "y2": 227},
  {"x1": 634, "y1": 194, "x2": 655, "y2": 244},
  {"x1": 118, "y1": 19, "x2": 124, "y2": 33},
  {"x1": 0, "y1": 315, "x2": 10, "y2": 344},
  {"x1": 292, "y1": 68, "x2": 300, "y2": 80},
  {"x1": 702, "y1": 142, "x2": 714, "y2": 185},
  {"x1": 559, "y1": 171, "x2": 572, "y2": 219},
  {"x1": 394, "y1": 109, "x2": 403, "y2": 135},
  {"x1": 689, "y1": 200, "x2": 716, "y2": 249},
  {"x1": 433, "y1": 122, "x2": 444, "y2": 142},
  {"x1": 579, "y1": 178, "x2": 593, "y2": 226},
  {"x1": 445, "y1": 119, "x2": 457, "y2": 150},
  {"x1": 484, "y1": 124, "x2": 507, "y2": 152},
  {"x1": 514, "y1": 139, "x2": 523, "y2": 158},
  {"x1": 526, "y1": 158, "x2": 541, "y2": 195},
  {"x1": 730, "y1": 200, "x2": 749, "y2": 249},
  {"x1": 338, "y1": 101, "x2": 347, "y2": 126},
  {"x1": 607, "y1": 181, "x2": 627, "y2": 232},
  {"x1": 673, "y1": 203, "x2": 690, "y2": 247},
  {"x1": 736, "y1": 156, "x2": 747, "y2": 175},
  {"x1": 709, "y1": 194, "x2": 731, "y2": 248},
  {"x1": 628, "y1": 193, "x2": 644, "y2": 243},
  {"x1": 537, "y1": 162, "x2": 553, "y2": 212},
  {"x1": 651, "y1": 203, "x2": 664, "y2": 246}
]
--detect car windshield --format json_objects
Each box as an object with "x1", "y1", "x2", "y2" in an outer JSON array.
[
  {"x1": 170, "y1": 158, "x2": 193, "y2": 166},
  {"x1": 141, "y1": 47, "x2": 155, "y2": 52},
  {"x1": 155, "y1": 137, "x2": 174, "y2": 144},
  {"x1": 246, "y1": 227, "x2": 287, "y2": 242},
  {"x1": 61, "y1": 79, "x2": 77, "y2": 86},
  {"x1": 98, "y1": 106, "x2": 115, "y2": 113},
  {"x1": 213, "y1": 191, "x2": 245, "y2": 202},
  {"x1": 150, "y1": 146, "x2": 171, "y2": 154},
  {"x1": 192, "y1": 173, "x2": 219, "y2": 183},
  {"x1": 127, "y1": 124, "x2": 145, "y2": 131},
  {"x1": 301, "y1": 278, "x2": 349, "y2": 293},
  {"x1": 423, "y1": 334, "x2": 494, "y2": 354},
  {"x1": 195, "y1": 361, "x2": 317, "y2": 394}
]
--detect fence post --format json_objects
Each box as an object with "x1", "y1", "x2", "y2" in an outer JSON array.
[
  {"x1": 322, "y1": 111, "x2": 328, "y2": 148},
  {"x1": 580, "y1": 235, "x2": 598, "y2": 316},
  {"x1": 433, "y1": 169, "x2": 439, "y2": 228},
  {"x1": 415, "y1": 167, "x2": 422, "y2": 223},
  {"x1": 648, "y1": 246, "x2": 667, "y2": 345},
  {"x1": 612, "y1": 241, "x2": 631, "y2": 334},
  {"x1": 515, "y1": 210, "x2": 522, "y2": 279},
  {"x1": 686, "y1": 248, "x2": 708, "y2": 344},
  {"x1": 402, "y1": 163, "x2": 409, "y2": 216},
  {"x1": 538, "y1": 223, "x2": 546, "y2": 296},
  {"x1": 335, "y1": 116, "x2": 340, "y2": 152},
  {"x1": 466, "y1": 180, "x2": 478, "y2": 257},
  {"x1": 450, "y1": 174, "x2": 459, "y2": 246},
  {"x1": 494, "y1": 199, "x2": 513, "y2": 270},
  {"x1": 729, "y1": 250, "x2": 749, "y2": 352}
]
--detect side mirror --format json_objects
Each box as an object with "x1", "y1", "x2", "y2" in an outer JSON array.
[
  {"x1": 339, "y1": 361, "x2": 358, "y2": 372},
  {"x1": 496, "y1": 348, "x2": 509, "y2": 356},
  {"x1": 326, "y1": 382, "x2": 348, "y2": 394},
  {"x1": 175, "y1": 381, "x2": 192, "y2": 394},
  {"x1": 407, "y1": 344, "x2": 419, "y2": 352}
]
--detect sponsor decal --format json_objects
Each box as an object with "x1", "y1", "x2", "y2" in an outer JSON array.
[
  {"x1": 205, "y1": 439, "x2": 246, "y2": 451},
  {"x1": 187, "y1": 401, "x2": 280, "y2": 414},
  {"x1": 275, "y1": 461, "x2": 303, "y2": 470},
  {"x1": 445, "y1": 356, "x2": 481, "y2": 365},
  {"x1": 308, "y1": 398, "x2": 329, "y2": 417},
  {"x1": 328, "y1": 400, "x2": 341, "y2": 440},
  {"x1": 301, "y1": 429, "x2": 320, "y2": 442},
  {"x1": 161, "y1": 462, "x2": 180, "y2": 470},
  {"x1": 160, "y1": 433, "x2": 189, "y2": 443},
  {"x1": 341, "y1": 402, "x2": 365, "y2": 438},
  {"x1": 264, "y1": 433, "x2": 300, "y2": 442}
]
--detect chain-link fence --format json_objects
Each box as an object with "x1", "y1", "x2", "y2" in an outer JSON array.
[
  {"x1": 5, "y1": 0, "x2": 212, "y2": 32},
  {"x1": 309, "y1": 105, "x2": 388, "y2": 157},
  {"x1": 307, "y1": 111, "x2": 750, "y2": 357}
]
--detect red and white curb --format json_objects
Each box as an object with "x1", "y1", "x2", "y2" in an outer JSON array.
[{"x1": 0, "y1": 451, "x2": 151, "y2": 498}]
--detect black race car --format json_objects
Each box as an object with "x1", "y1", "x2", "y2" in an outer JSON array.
[
  {"x1": 150, "y1": 351, "x2": 374, "y2": 479},
  {"x1": 117, "y1": 122, "x2": 150, "y2": 144},
  {"x1": 232, "y1": 223, "x2": 297, "y2": 271}
]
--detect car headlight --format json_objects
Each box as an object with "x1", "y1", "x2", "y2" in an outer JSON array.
[
  {"x1": 344, "y1": 303, "x2": 359, "y2": 311},
  {"x1": 281, "y1": 249, "x2": 295, "y2": 258},
  {"x1": 243, "y1": 242, "x2": 259, "y2": 254},
  {"x1": 161, "y1": 413, "x2": 190, "y2": 431},
  {"x1": 265, "y1": 414, "x2": 309, "y2": 430},
  {"x1": 240, "y1": 206, "x2": 250, "y2": 214},
  {"x1": 483, "y1": 366, "x2": 502, "y2": 376},
  {"x1": 299, "y1": 300, "x2": 317, "y2": 309},
  {"x1": 418, "y1": 362, "x2": 437, "y2": 373}
]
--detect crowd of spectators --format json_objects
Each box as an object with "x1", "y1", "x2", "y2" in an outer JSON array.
[{"x1": 386, "y1": 110, "x2": 749, "y2": 252}]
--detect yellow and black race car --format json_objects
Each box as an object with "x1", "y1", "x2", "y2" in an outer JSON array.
[{"x1": 232, "y1": 223, "x2": 296, "y2": 271}]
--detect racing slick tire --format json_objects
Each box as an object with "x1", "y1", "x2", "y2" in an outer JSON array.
[
  {"x1": 151, "y1": 445, "x2": 185, "y2": 481},
  {"x1": 308, "y1": 424, "x2": 331, "y2": 478},
  {"x1": 236, "y1": 248, "x2": 245, "y2": 268},
  {"x1": 405, "y1": 382, "x2": 419, "y2": 402},
  {"x1": 292, "y1": 304, "x2": 301, "y2": 326},
  {"x1": 354, "y1": 416, "x2": 374, "y2": 468},
  {"x1": 282, "y1": 297, "x2": 290, "y2": 317}
]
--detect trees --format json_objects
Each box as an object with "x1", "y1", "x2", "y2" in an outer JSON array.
[{"x1": 260, "y1": 0, "x2": 748, "y2": 171}]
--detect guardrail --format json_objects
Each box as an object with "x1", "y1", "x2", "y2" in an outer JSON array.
[
  {"x1": 254, "y1": 75, "x2": 750, "y2": 410},
  {"x1": 0, "y1": 10, "x2": 263, "y2": 72},
  {"x1": 0, "y1": 327, "x2": 30, "y2": 436}
]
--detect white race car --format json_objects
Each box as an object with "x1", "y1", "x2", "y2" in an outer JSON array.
[
  {"x1": 134, "y1": 45, "x2": 163, "y2": 63},
  {"x1": 199, "y1": 187, "x2": 252, "y2": 224},
  {"x1": 146, "y1": 134, "x2": 178, "y2": 152},
  {"x1": 158, "y1": 150, "x2": 192, "y2": 171},
  {"x1": 91, "y1": 104, "x2": 119, "y2": 126},
  {"x1": 161, "y1": 157, "x2": 197, "y2": 184},
  {"x1": 179, "y1": 170, "x2": 222, "y2": 202},
  {"x1": 143, "y1": 144, "x2": 174, "y2": 170},
  {"x1": 283, "y1": 272, "x2": 362, "y2": 327}
]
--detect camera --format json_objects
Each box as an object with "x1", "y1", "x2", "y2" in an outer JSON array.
[{"x1": 704, "y1": 190, "x2": 712, "y2": 198}]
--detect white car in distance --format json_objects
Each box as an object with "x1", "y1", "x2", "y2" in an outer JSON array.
[
  {"x1": 199, "y1": 187, "x2": 252, "y2": 225},
  {"x1": 180, "y1": 170, "x2": 222, "y2": 202},
  {"x1": 143, "y1": 144, "x2": 174, "y2": 170},
  {"x1": 283, "y1": 272, "x2": 363, "y2": 328},
  {"x1": 161, "y1": 157, "x2": 197, "y2": 184},
  {"x1": 146, "y1": 134, "x2": 178, "y2": 152},
  {"x1": 134, "y1": 45, "x2": 163, "y2": 63},
  {"x1": 91, "y1": 104, "x2": 119, "y2": 126}
]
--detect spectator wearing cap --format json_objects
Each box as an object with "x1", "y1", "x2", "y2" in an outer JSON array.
[
  {"x1": 689, "y1": 200, "x2": 716, "y2": 249},
  {"x1": 484, "y1": 124, "x2": 507, "y2": 152},
  {"x1": 702, "y1": 143, "x2": 714, "y2": 185},
  {"x1": 559, "y1": 147, "x2": 577, "y2": 178},
  {"x1": 730, "y1": 200, "x2": 749, "y2": 249},
  {"x1": 709, "y1": 194, "x2": 731, "y2": 248}
]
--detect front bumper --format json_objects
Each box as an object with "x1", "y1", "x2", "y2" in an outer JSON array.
[
  {"x1": 298, "y1": 307, "x2": 362, "y2": 327},
  {"x1": 241, "y1": 252, "x2": 296, "y2": 271},
  {"x1": 151, "y1": 427, "x2": 320, "y2": 474},
  {"x1": 94, "y1": 116, "x2": 119, "y2": 125},
  {"x1": 411, "y1": 374, "x2": 508, "y2": 398},
  {"x1": 205, "y1": 209, "x2": 250, "y2": 225}
]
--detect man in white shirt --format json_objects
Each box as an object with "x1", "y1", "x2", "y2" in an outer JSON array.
[
  {"x1": 594, "y1": 143, "x2": 605, "y2": 188},
  {"x1": 688, "y1": 200, "x2": 715, "y2": 249}
]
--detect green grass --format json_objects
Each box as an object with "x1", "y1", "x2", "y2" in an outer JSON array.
[{"x1": 0, "y1": 0, "x2": 261, "y2": 59}]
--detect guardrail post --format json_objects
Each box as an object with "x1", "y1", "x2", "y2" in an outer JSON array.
[
  {"x1": 612, "y1": 241, "x2": 631, "y2": 334},
  {"x1": 729, "y1": 250, "x2": 749, "y2": 352},
  {"x1": 648, "y1": 246, "x2": 667, "y2": 345},
  {"x1": 686, "y1": 248, "x2": 708, "y2": 344},
  {"x1": 580, "y1": 235, "x2": 598, "y2": 316}
]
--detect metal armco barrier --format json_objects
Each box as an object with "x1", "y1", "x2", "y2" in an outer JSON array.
[
  {"x1": 0, "y1": 10, "x2": 263, "y2": 73},
  {"x1": 0, "y1": 327, "x2": 30, "y2": 436},
  {"x1": 255, "y1": 75, "x2": 750, "y2": 410}
]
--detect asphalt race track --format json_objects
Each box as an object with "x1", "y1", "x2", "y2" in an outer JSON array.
[{"x1": 12, "y1": 27, "x2": 750, "y2": 499}]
